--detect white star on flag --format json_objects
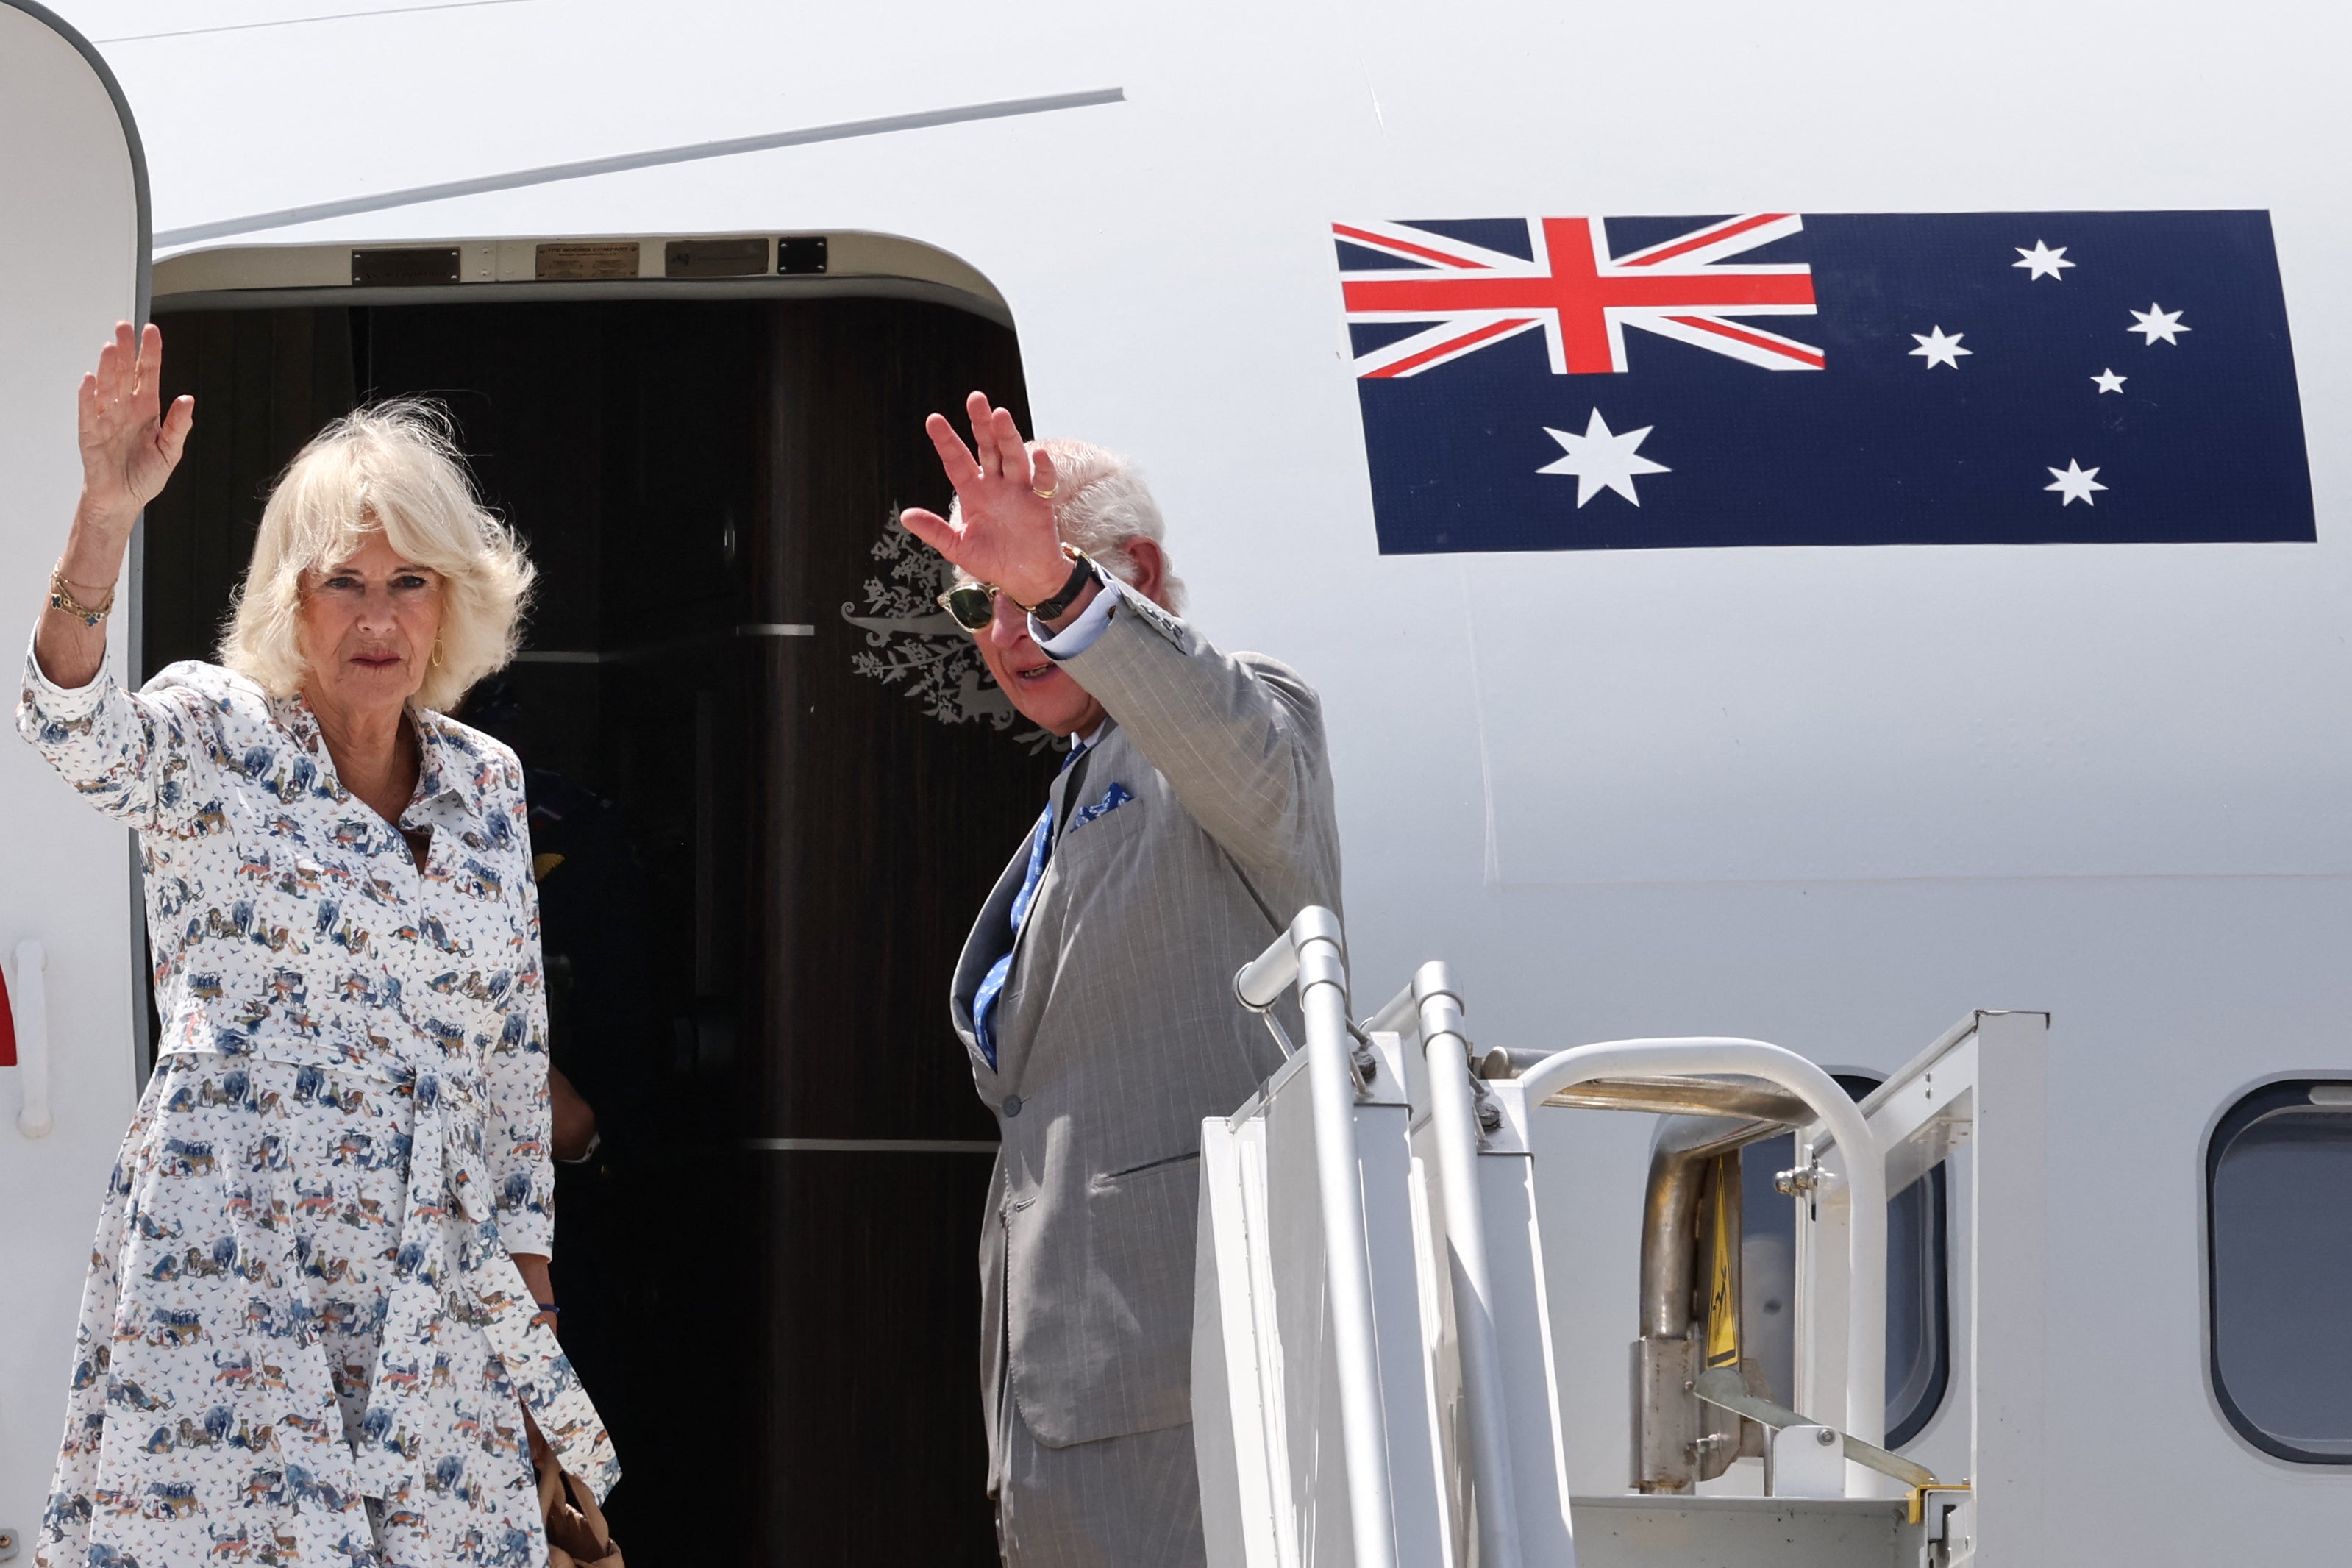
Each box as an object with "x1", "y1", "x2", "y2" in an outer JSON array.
[
  {"x1": 2092, "y1": 368, "x2": 2127, "y2": 394},
  {"x1": 2013, "y1": 240, "x2": 2074, "y2": 280},
  {"x1": 2129, "y1": 303, "x2": 2189, "y2": 345},
  {"x1": 1909, "y1": 325, "x2": 1972, "y2": 369},
  {"x1": 1537, "y1": 409, "x2": 1669, "y2": 507},
  {"x1": 2045, "y1": 459, "x2": 2107, "y2": 506}
]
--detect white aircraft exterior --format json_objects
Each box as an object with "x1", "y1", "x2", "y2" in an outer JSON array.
[{"x1": 1, "y1": 1, "x2": 2348, "y2": 1563}]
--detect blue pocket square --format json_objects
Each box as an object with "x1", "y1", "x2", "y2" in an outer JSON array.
[{"x1": 1069, "y1": 782, "x2": 1134, "y2": 831}]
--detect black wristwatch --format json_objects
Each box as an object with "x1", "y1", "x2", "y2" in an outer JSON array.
[{"x1": 1024, "y1": 544, "x2": 1099, "y2": 621}]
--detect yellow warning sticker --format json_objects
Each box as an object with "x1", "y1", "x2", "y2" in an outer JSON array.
[{"x1": 1706, "y1": 1172, "x2": 1741, "y2": 1369}]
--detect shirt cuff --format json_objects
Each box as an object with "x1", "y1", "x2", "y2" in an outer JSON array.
[
  {"x1": 501, "y1": 1213, "x2": 556, "y2": 1260},
  {"x1": 18, "y1": 635, "x2": 113, "y2": 721},
  {"x1": 1031, "y1": 567, "x2": 1122, "y2": 660}
]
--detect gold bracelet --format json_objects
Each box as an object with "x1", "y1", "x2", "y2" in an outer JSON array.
[{"x1": 48, "y1": 565, "x2": 115, "y2": 627}]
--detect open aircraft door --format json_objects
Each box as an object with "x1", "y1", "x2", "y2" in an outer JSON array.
[{"x1": 0, "y1": 1, "x2": 151, "y2": 1546}]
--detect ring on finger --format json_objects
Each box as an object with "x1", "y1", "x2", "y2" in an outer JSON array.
[{"x1": 1032, "y1": 480, "x2": 1058, "y2": 499}]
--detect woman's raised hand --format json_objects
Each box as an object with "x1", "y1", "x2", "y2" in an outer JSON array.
[
  {"x1": 37, "y1": 324, "x2": 195, "y2": 688},
  {"x1": 898, "y1": 391, "x2": 1067, "y2": 607},
  {"x1": 78, "y1": 322, "x2": 193, "y2": 528}
]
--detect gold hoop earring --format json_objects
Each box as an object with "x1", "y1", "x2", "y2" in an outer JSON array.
[{"x1": 432, "y1": 639, "x2": 445, "y2": 669}]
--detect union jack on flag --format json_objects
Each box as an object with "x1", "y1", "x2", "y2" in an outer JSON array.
[
  {"x1": 1336, "y1": 214, "x2": 1824, "y2": 378},
  {"x1": 1335, "y1": 210, "x2": 2313, "y2": 552}
]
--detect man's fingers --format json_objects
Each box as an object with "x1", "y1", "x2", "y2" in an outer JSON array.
[
  {"x1": 897, "y1": 506, "x2": 957, "y2": 557},
  {"x1": 1030, "y1": 446, "x2": 1060, "y2": 501},
  {"x1": 924, "y1": 411, "x2": 984, "y2": 488},
  {"x1": 988, "y1": 407, "x2": 1033, "y2": 488},
  {"x1": 964, "y1": 391, "x2": 1011, "y2": 476}
]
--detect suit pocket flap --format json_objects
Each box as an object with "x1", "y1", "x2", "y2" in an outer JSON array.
[{"x1": 1058, "y1": 790, "x2": 1148, "y2": 854}]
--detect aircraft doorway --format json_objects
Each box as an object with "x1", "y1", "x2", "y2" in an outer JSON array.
[{"x1": 143, "y1": 273, "x2": 1052, "y2": 1562}]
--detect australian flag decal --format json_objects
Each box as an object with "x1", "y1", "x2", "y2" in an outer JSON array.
[{"x1": 1336, "y1": 212, "x2": 2314, "y2": 552}]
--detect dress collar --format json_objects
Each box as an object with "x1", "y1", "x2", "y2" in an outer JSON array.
[
  {"x1": 406, "y1": 708, "x2": 477, "y2": 819},
  {"x1": 275, "y1": 691, "x2": 481, "y2": 822}
]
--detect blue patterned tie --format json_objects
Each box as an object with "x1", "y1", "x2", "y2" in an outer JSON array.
[{"x1": 973, "y1": 740, "x2": 1086, "y2": 1069}]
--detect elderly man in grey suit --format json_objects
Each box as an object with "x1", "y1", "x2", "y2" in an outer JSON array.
[{"x1": 899, "y1": 393, "x2": 1341, "y2": 1567}]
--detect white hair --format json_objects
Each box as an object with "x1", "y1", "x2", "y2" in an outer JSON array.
[
  {"x1": 951, "y1": 437, "x2": 1186, "y2": 614},
  {"x1": 218, "y1": 400, "x2": 534, "y2": 713}
]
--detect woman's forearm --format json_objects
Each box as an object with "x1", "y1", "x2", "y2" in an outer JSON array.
[
  {"x1": 33, "y1": 496, "x2": 137, "y2": 691},
  {"x1": 513, "y1": 1252, "x2": 555, "y2": 1326},
  {"x1": 40, "y1": 321, "x2": 196, "y2": 691}
]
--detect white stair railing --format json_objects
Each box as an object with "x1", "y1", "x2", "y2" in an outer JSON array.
[{"x1": 1232, "y1": 906, "x2": 1397, "y2": 1568}]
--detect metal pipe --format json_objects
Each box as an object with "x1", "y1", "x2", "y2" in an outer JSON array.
[
  {"x1": 1234, "y1": 922, "x2": 1308, "y2": 1013},
  {"x1": 1409, "y1": 963, "x2": 1523, "y2": 1568},
  {"x1": 1640, "y1": 1117, "x2": 1720, "y2": 1342},
  {"x1": 1517, "y1": 1039, "x2": 1889, "y2": 1462},
  {"x1": 1361, "y1": 981, "x2": 1419, "y2": 1038},
  {"x1": 1633, "y1": 1113, "x2": 1775, "y2": 1493},
  {"x1": 1640, "y1": 1113, "x2": 1789, "y2": 1341},
  {"x1": 1480, "y1": 1050, "x2": 1813, "y2": 1125},
  {"x1": 1284, "y1": 908, "x2": 1397, "y2": 1568},
  {"x1": 1690, "y1": 1367, "x2": 1936, "y2": 1491}
]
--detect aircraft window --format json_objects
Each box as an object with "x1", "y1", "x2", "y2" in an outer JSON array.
[
  {"x1": 1740, "y1": 1072, "x2": 1950, "y2": 1448},
  {"x1": 2207, "y1": 1080, "x2": 2352, "y2": 1463}
]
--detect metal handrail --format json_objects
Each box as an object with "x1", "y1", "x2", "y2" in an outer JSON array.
[
  {"x1": 1513, "y1": 1040, "x2": 1889, "y2": 1459},
  {"x1": 1358, "y1": 994, "x2": 1901, "y2": 1508},
  {"x1": 1479, "y1": 1050, "x2": 1815, "y2": 1127},
  {"x1": 1364, "y1": 963, "x2": 1525, "y2": 1568},
  {"x1": 1690, "y1": 1368, "x2": 1934, "y2": 1489},
  {"x1": 1233, "y1": 908, "x2": 1397, "y2": 1568}
]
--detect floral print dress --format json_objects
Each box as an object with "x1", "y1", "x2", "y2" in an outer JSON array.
[{"x1": 15, "y1": 649, "x2": 618, "y2": 1567}]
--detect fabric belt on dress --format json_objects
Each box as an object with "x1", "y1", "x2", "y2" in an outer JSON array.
[{"x1": 346, "y1": 1061, "x2": 621, "y2": 1504}]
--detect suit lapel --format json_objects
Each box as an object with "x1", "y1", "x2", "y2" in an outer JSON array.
[
  {"x1": 1051, "y1": 726, "x2": 1107, "y2": 829},
  {"x1": 1050, "y1": 750, "x2": 1094, "y2": 852},
  {"x1": 955, "y1": 726, "x2": 1128, "y2": 1083},
  {"x1": 950, "y1": 827, "x2": 1038, "y2": 1071}
]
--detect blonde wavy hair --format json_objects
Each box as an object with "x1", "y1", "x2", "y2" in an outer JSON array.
[{"x1": 219, "y1": 401, "x2": 534, "y2": 713}]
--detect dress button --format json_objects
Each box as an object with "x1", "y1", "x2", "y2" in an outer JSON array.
[{"x1": 1002, "y1": 1095, "x2": 1024, "y2": 1118}]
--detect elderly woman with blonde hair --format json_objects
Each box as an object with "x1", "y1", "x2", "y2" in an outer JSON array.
[{"x1": 18, "y1": 324, "x2": 617, "y2": 1567}]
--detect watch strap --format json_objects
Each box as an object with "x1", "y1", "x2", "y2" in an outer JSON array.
[{"x1": 1025, "y1": 546, "x2": 1099, "y2": 621}]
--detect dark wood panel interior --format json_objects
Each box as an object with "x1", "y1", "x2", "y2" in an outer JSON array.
[
  {"x1": 755, "y1": 1149, "x2": 1005, "y2": 1553},
  {"x1": 752, "y1": 301, "x2": 1048, "y2": 1142},
  {"x1": 144, "y1": 293, "x2": 1053, "y2": 1564}
]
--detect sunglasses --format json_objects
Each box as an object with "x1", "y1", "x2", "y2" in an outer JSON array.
[
  {"x1": 936, "y1": 545, "x2": 1097, "y2": 632},
  {"x1": 935, "y1": 581, "x2": 1004, "y2": 632}
]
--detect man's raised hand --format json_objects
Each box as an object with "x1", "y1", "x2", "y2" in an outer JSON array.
[{"x1": 899, "y1": 391, "x2": 1066, "y2": 607}]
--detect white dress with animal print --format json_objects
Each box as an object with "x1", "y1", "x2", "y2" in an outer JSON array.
[{"x1": 16, "y1": 647, "x2": 618, "y2": 1568}]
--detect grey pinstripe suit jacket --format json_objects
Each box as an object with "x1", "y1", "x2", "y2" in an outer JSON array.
[{"x1": 949, "y1": 589, "x2": 1342, "y2": 1466}]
